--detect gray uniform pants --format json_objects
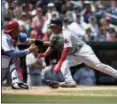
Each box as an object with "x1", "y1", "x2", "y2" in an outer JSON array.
[
  {"x1": 27, "y1": 74, "x2": 42, "y2": 86},
  {"x1": 2, "y1": 68, "x2": 11, "y2": 85},
  {"x1": 61, "y1": 44, "x2": 117, "y2": 83}
]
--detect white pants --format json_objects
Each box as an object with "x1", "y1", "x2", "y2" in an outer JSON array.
[
  {"x1": 9, "y1": 59, "x2": 20, "y2": 84},
  {"x1": 61, "y1": 44, "x2": 117, "y2": 83}
]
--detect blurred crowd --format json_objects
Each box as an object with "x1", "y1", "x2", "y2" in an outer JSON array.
[
  {"x1": 2, "y1": 0, "x2": 117, "y2": 41},
  {"x1": 2, "y1": 0, "x2": 117, "y2": 86}
]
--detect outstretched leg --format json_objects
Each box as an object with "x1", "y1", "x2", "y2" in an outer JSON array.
[{"x1": 76, "y1": 44, "x2": 117, "y2": 78}]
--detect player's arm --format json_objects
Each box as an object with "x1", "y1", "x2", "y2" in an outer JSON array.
[
  {"x1": 53, "y1": 47, "x2": 71, "y2": 72},
  {"x1": 7, "y1": 49, "x2": 29, "y2": 56},
  {"x1": 57, "y1": 47, "x2": 71, "y2": 64},
  {"x1": 54, "y1": 34, "x2": 72, "y2": 72},
  {"x1": 7, "y1": 44, "x2": 37, "y2": 57},
  {"x1": 37, "y1": 35, "x2": 59, "y2": 58},
  {"x1": 2, "y1": 35, "x2": 36, "y2": 57},
  {"x1": 38, "y1": 46, "x2": 53, "y2": 58},
  {"x1": 58, "y1": 37, "x2": 72, "y2": 64}
]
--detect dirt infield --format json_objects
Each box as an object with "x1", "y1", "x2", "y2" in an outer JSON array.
[{"x1": 2, "y1": 86, "x2": 117, "y2": 96}]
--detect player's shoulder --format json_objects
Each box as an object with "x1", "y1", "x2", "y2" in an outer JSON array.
[
  {"x1": 63, "y1": 29, "x2": 72, "y2": 38},
  {"x1": 63, "y1": 29, "x2": 72, "y2": 35},
  {"x1": 2, "y1": 33, "x2": 12, "y2": 40},
  {"x1": 51, "y1": 34, "x2": 63, "y2": 40}
]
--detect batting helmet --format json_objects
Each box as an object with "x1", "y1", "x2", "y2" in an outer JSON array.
[
  {"x1": 4, "y1": 20, "x2": 19, "y2": 33},
  {"x1": 49, "y1": 18, "x2": 62, "y2": 28}
]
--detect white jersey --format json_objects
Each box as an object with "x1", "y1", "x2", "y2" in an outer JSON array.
[
  {"x1": 2, "y1": 34, "x2": 15, "y2": 52},
  {"x1": 26, "y1": 53, "x2": 46, "y2": 74},
  {"x1": 2, "y1": 34, "x2": 15, "y2": 68},
  {"x1": 62, "y1": 29, "x2": 85, "y2": 54},
  {"x1": 60, "y1": 29, "x2": 117, "y2": 84},
  {"x1": 68, "y1": 22, "x2": 85, "y2": 38}
]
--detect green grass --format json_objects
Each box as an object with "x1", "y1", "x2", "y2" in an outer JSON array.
[{"x1": 2, "y1": 94, "x2": 117, "y2": 103}]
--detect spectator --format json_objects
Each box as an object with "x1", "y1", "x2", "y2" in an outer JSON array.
[
  {"x1": 46, "y1": 2, "x2": 59, "y2": 21},
  {"x1": 87, "y1": 16, "x2": 99, "y2": 37},
  {"x1": 107, "y1": 28, "x2": 117, "y2": 41},
  {"x1": 83, "y1": 27, "x2": 94, "y2": 41},
  {"x1": 42, "y1": 2, "x2": 60, "y2": 34},
  {"x1": 61, "y1": 0, "x2": 73, "y2": 14},
  {"x1": 41, "y1": 59, "x2": 64, "y2": 83},
  {"x1": 26, "y1": 47, "x2": 46, "y2": 86},
  {"x1": 18, "y1": 12, "x2": 31, "y2": 36},
  {"x1": 73, "y1": 66, "x2": 96, "y2": 86},
  {"x1": 82, "y1": 1, "x2": 92, "y2": 24},
  {"x1": 31, "y1": 7, "x2": 45, "y2": 39},
  {"x1": 12, "y1": 0, "x2": 21, "y2": 19},
  {"x1": 5, "y1": 5, "x2": 14, "y2": 20},
  {"x1": 104, "y1": 16, "x2": 117, "y2": 32},
  {"x1": 96, "y1": 26, "x2": 107, "y2": 41},
  {"x1": 108, "y1": 0, "x2": 117, "y2": 16}
]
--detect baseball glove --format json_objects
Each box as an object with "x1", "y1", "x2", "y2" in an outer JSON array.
[{"x1": 45, "y1": 80, "x2": 59, "y2": 89}]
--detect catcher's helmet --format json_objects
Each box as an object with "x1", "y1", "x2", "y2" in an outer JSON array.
[
  {"x1": 5, "y1": 20, "x2": 19, "y2": 33},
  {"x1": 50, "y1": 18, "x2": 62, "y2": 27},
  {"x1": 18, "y1": 32, "x2": 28, "y2": 43}
]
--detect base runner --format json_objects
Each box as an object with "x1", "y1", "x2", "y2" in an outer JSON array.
[{"x1": 38, "y1": 18, "x2": 117, "y2": 87}]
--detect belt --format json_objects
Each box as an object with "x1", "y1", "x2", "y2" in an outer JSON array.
[{"x1": 70, "y1": 44, "x2": 83, "y2": 54}]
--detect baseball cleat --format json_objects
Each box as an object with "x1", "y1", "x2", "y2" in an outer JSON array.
[
  {"x1": 59, "y1": 82, "x2": 77, "y2": 88},
  {"x1": 12, "y1": 82, "x2": 20, "y2": 89},
  {"x1": 12, "y1": 82, "x2": 29, "y2": 89}
]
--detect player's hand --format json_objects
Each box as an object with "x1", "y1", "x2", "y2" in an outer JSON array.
[
  {"x1": 38, "y1": 53, "x2": 45, "y2": 59},
  {"x1": 28, "y1": 38, "x2": 36, "y2": 44},
  {"x1": 53, "y1": 63, "x2": 61, "y2": 72},
  {"x1": 38, "y1": 53, "x2": 48, "y2": 59},
  {"x1": 28, "y1": 44, "x2": 37, "y2": 53}
]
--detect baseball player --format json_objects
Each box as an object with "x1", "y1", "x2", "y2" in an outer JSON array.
[
  {"x1": 2, "y1": 20, "x2": 37, "y2": 89},
  {"x1": 39, "y1": 18, "x2": 117, "y2": 87}
]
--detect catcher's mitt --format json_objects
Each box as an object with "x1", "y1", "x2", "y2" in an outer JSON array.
[{"x1": 45, "y1": 80, "x2": 59, "y2": 89}]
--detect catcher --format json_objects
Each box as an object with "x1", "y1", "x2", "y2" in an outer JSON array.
[
  {"x1": 1, "y1": 20, "x2": 53, "y2": 89},
  {"x1": 2, "y1": 20, "x2": 37, "y2": 89}
]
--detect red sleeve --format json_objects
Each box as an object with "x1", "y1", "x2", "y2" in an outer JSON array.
[{"x1": 58, "y1": 47, "x2": 71, "y2": 65}]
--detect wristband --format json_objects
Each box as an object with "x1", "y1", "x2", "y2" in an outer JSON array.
[{"x1": 35, "y1": 39, "x2": 43, "y2": 46}]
